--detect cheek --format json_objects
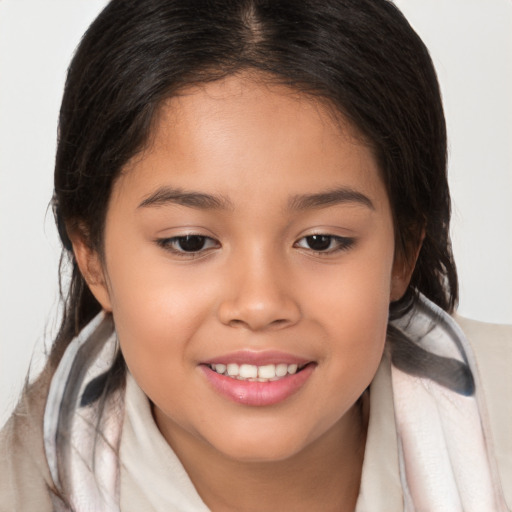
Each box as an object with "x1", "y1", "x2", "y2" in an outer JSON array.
[
  {"x1": 303, "y1": 235, "x2": 394, "y2": 325},
  {"x1": 102, "y1": 239, "x2": 216, "y2": 377},
  {"x1": 303, "y1": 236, "x2": 393, "y2": 387},
  {"x1": 108, "y1": 271, "x2": 214, "y2": 422}
]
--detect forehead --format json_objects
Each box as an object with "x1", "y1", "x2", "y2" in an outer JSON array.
[
  {"x1": 152, "y1": 73, "x2": 367, "y2": 157},
  {"x1": 118, "y1": 73, "x2": 386, "y2": 210}
]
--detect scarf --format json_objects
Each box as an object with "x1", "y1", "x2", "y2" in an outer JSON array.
[{"x1": 43, "y1": 295, "x2": 508, "y2": 511}]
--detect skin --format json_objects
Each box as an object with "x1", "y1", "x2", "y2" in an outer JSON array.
[{"x1": 71, "y1": 73, "x2": 414, "y2": 511}]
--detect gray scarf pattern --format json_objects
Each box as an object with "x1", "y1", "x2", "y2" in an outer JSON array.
[{"x1": 43, "y1": 295, "x2": 508, "y2": 511}]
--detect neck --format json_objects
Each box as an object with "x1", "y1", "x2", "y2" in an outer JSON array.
[{"x1": 155, "y1": 394, "x2": 369, "y2": 512}]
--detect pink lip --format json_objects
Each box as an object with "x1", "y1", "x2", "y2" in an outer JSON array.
[
  {"x1": 203, "y1": 349, "x2": 310, "y2": 366},
  {"x1": 200, "y1": 362, "x2": 316, "y2": 407}
]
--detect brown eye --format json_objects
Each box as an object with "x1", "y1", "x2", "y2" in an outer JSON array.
[
  {"x1": 157, "y1": 234, "x2": 219, "y2": 254},
  {"x1": 176, "y1": 235, "x2": 207, "y2": 252},
  {"x1": 304, "y1": 235, "x2": 332, "y2": 251},
  {"x1": 294, "y1": 234, "x2": 355, "y2": 254}
]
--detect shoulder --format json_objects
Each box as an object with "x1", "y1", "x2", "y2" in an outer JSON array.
[
  {"x1": 454, "y1": 313, "x2": 512, "y2": 506},
  {"x1": 0, "y1": 368, "x2": 56, "y2": 512},
  {"x1": 455, "y1": 313, "x2": 512, "y2": 352},
  {"x1": 454, "y1": 314, "x2": 512, "y2": 393}
]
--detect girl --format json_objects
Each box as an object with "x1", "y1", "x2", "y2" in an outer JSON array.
[{"x1": 1, "y1": 1, "x2": 511, "y2": 510}]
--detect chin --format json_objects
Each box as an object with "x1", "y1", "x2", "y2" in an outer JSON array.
[
  {"x1": 219, "y1": 440, "x2": 305, "y2": 464},
  {"x1": 206, "y1": 421, "x2": 316, "y2": 464}
]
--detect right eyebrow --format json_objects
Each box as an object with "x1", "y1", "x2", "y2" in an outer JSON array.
[
  {"x1": 138, "y1": 186, "x2": 234, "y2": 210},
  {"x1": 288, "y1": 187, "x2": 375, "y2": 211}
]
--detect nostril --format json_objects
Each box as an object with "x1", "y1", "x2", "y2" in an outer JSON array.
[
  {"x1": 226, "y1": 317, "x2": 293, "y2": 330},
  {"x1": 270, "y1": 318, "x2": 290, "y2": 327},
  {"x1": 218, "y1": 293, "x2": 302, "y2": 331},
  {"x1": 228, "y1": 319, "x2": 245, "y2": 328}
]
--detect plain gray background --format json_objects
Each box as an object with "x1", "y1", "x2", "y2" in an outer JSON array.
[{"x1": 1, "y1": 0, "x2": 511, "y2": 427}]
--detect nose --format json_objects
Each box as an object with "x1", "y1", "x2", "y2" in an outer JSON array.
[{"x1": 217, "y1": 252, "x2": 302, "y2": 332}]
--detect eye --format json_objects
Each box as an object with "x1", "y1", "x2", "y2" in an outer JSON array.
[
  {"x1": 157, "y1": 234, "x2": 219, "y2": 255},
  {"x1": 294, "y1": 234, "x2": 355, "y2": 254}
]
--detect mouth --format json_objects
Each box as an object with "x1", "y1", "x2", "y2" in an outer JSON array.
[
  {"x1": 206, "y1": 362, "x2": 309, "y2": 382},
  {"x1": 200, "y1": 353, "x2": 316, "y2": 406}
]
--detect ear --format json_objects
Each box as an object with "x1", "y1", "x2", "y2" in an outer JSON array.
[
  {"x1": 67, "y1": 224, "x2": 113, "y2": 312},
  {"x1": 390, "y1": 229, "x2": 425, "y2": 302}
]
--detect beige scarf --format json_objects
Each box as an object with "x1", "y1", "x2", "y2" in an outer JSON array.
[{"x1": 43, "y1": 295, "x2": 508, "y2": 511}]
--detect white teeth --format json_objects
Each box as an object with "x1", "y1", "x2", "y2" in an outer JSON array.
[
  {"x1": 214, "y1": 363, "x2": 226, "y2": 374},
  {"x1": 227, "y1": 363, "x2": 239, "y2": 376},
  {"x1": 239, "y1": 364, "x2": 258, "y2": 378},
  {"x1": 210, "y1": 362, "x2": 304, "y2": 381},
  {"x1": 275, "y1": 363, "x2": 288, "y2": 377},
  {"x1": 288, "y1": 364, "x2": 298, "y2": 375},
  {"x1": 258, "y1": 364, "x2": 276, "y2": 379}
]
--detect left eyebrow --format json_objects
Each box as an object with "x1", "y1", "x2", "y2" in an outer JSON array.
[
  {"x1": 138, "y1": 186, "x2": 234, "y2": 210},
  {"x1": 288, "y1": 187, "x2": 375, "y2": 211}
]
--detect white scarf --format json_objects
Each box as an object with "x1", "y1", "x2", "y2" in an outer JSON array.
[
  {"x1": 43, "y1": 295, "x2": 508, "y2": 511},
  {"x1": 389, "y1": 298, "x2": 508, "y2": 511}
]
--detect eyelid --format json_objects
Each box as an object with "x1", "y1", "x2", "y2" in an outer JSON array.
[
  {"x1": 293, "y1": 234, "x2": 356, "y2": 254},
  {"x1": 156, "y1": 233, "x2": 220, "y2": 258},
  {"x1": 154, "y1": 231, "x2": 355, "y2": 258}
]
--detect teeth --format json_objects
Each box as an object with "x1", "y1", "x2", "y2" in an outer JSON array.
[
  {"x1": 215, "y1": 363, "x2": 226, "y2": 374},
  {"x1": 258, "y1": 364, "x2": 275, "y2": 379},
  {"x1": 239, "y1": 364, "x2": 258, "y2": 378},
  {"x1": 226, "y1": 363, "x2": 238, "y2": 376},
  {"x1": 288, "y1": 364, "x2": 298, "y2": 375},
  {"x1": 210, "y1": 362, "x2": 304, "y2": 381},
  {"x1": 275, "y1": 363, "x2": 288, "y2": 377}
]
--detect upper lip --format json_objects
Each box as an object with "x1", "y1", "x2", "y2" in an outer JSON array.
[{"x1": 202, "y1": 350, "x2": 312, "y2": 367}]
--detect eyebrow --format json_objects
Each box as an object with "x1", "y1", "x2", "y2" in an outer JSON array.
[
  {"x1": 288, "y1": 187, "x2": 374, "y2": 211},
  {"x1": 138, "y1": 185, "x2": 374, "y2": 212},
  {"x1": 138, "y1": 187, "x2": 234, "y2": 210}
]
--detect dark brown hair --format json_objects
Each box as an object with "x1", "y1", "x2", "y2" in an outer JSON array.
[{"x1": 52, "y1": 0, "x2": 457, "y2": 366}]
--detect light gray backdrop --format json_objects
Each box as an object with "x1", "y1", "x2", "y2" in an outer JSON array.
[{"x1": 1, "y1": 0, "x2": 511, "y2": 427}]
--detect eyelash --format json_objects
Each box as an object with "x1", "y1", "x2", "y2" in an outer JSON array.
[
  {"x1": 156, "y1": 235, "x2": 219, "y2": 258},
  {"x1": 293, "y1": 234, "x2": 355, "y2": 255},
  {"x1": 156, "y1": 233, "x2": 355, "y2": 258}
]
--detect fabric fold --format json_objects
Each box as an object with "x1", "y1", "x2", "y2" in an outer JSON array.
[
  {"x1": 389, "y1": 295, "x2": 508, "y2": 511},
  {"x1": 43, "y1": 295, "x2": 508, "y2": 511},
  {"x1": 44, "y1": 313, "x2": 124, "y2": 512}
]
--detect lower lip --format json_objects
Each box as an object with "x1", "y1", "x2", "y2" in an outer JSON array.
[{"x1": 200, "y1": 364, "x2": 315, "y2": 406}]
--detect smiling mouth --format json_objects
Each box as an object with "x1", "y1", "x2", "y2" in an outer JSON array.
[{"x1": 207, "y1": 362, "x2": 309, "y2": 382}]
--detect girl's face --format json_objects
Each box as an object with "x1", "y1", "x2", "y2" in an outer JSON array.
[{"x1": 79, "y1": 74, "x2": 410, "y2": 463}]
